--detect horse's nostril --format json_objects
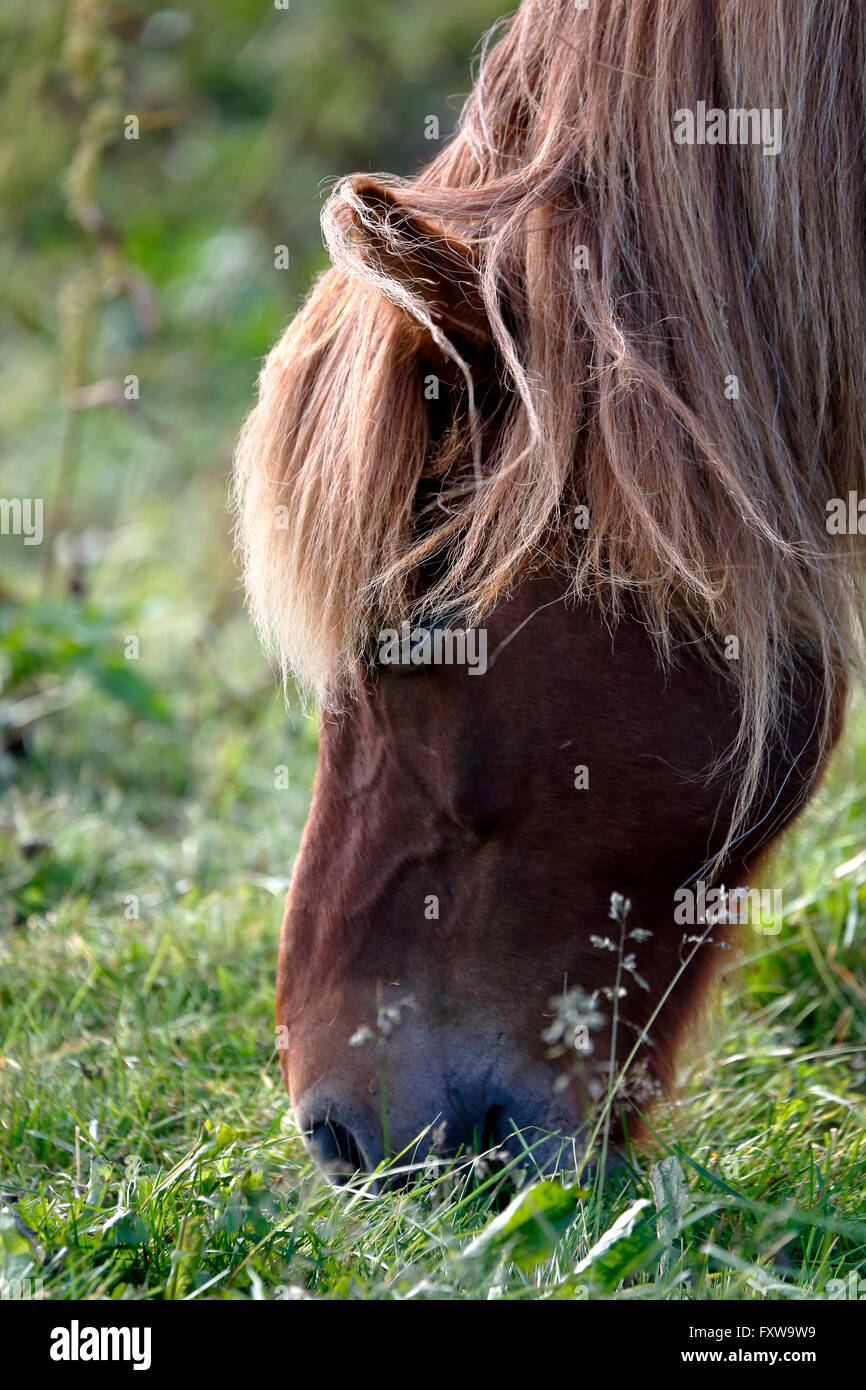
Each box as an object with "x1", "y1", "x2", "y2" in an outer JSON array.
[
  {"x1": 451, "y1": 1104, "x2": 508, "y2": 1156},
  {"x1": 480, "y1": 1104, "x2": 505, "y2": 1152},
  {"x1": 307, "y1": 1119, "x2": 365, "y2": 1181}
]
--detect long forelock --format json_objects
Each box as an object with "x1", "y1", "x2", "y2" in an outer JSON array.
[{"x1": 233, "y1": 0, "x2": 866, "y2": 842}]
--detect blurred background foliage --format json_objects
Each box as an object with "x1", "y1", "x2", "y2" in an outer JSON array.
[{"x1": 0, "y1": 0, "x2": 503, "y2": 899}]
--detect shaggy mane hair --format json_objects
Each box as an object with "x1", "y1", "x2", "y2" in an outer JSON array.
[{"x1": 234, "y1": 0, "x2": 866, "y2": 843}]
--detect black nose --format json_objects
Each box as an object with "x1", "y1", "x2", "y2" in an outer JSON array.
[
  {"x1": 302, "y1": 1112, "x2": 385, "y2": 1184},
  {"x1": 307, "y1": 1119, "x2": 360, "y2": 1179},
  {"x1": 299, "y1": 1098, "x2": 533, "y2": 1186}
]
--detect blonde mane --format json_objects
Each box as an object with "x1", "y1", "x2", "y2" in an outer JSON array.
[{"x1": 234, "y1": 0, "x2": 866, "y2": 841}]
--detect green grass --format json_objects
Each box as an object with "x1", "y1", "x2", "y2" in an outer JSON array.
[{"x1": 2, "y1": 580, "x2": 865, "y2": 1299}]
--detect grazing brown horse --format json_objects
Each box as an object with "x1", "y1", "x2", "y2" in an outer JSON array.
[{"x1": 234, "y1": 0, "x2": 866, "y2": 1180}]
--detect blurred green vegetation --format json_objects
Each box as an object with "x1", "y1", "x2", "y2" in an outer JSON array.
[
  {"x1": 0, "y1": 0, "x2": 504, "y2": 600},
  {"x1": 2, "y1": 0, "x2": 866, "y2": 1302},
  {"x1": 0, "y1": 0, "x2": 504, "y2": 863}
]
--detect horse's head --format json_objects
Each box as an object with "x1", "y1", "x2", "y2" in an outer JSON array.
[
  {"x1": 278, "y1": 576, "x2": 824, "y2": 1180},
  {"x1": 235, "y1": 0, "x2": 861, "y2": 1180}
]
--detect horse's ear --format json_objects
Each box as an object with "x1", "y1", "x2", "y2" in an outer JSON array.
[{"x1": 345, "y1": 177, "x2": 489, "y2": 359}]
